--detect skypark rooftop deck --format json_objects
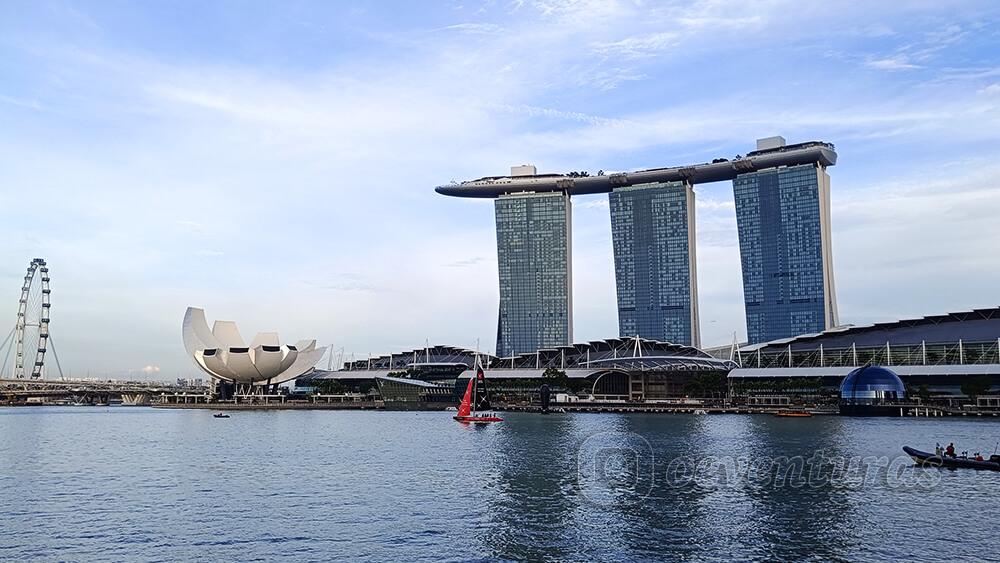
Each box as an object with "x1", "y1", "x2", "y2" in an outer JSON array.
[{"x1": 435, "y1": 140, "x2": 836, "y2": 198}]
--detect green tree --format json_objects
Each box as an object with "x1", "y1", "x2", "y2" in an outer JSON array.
[
  {"x1": 917, "y1": 385, "x2": 932, "y2": 402},
  {"x1": 684, "y1": 373, "x2": 728, "y2": 398},
  {"x1": 543, "y1": 367, "x2": 569, "y2": 388},
  {"x1": 314, "y1": 380, "x2": 345, "y2": 394},
  {"x1": 960, "y1": 376, "x2": 992, "y2": 402}
]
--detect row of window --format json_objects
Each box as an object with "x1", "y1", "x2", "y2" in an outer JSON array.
[{"x1": 496, "y1": 193, "x2": 573, "y2": 356}]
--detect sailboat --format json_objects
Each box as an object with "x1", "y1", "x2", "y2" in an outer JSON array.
[{"x1": 454, "y1": 364, "x2": 503, "y2": 424}]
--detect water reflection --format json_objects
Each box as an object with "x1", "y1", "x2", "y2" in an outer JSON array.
[
  {"x1": 480, "y1": 413, "x2": 582, "y2": 561},
  {"x1": 725, "y1": 415, "x2": 857, "y2": 560},
  {"x1": 602, "y1": 414, "x2": 721, "y2": 559},
  {"x1": 478, "y1": 413, "x2": 883, "y2": 560}
]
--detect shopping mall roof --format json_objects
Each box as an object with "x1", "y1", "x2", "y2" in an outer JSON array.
[
  {"x1": 729, "y1": 364, "x2": 1000, "y2": 379},
  {"x1": 740, "y1": 307, "x2": 1000, "y2": 352}
]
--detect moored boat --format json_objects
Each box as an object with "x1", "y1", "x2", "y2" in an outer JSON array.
[
  {"x1": 773, "y1": 409, "x2": 812, "y2": 418},
  {"x1": 903, "y1": 446, "x2": 1000, "y2": 471}
]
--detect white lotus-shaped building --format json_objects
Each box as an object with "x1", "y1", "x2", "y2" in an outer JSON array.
[{"x1": 183, "y1": 307, "x2": 326, "y2": 385}]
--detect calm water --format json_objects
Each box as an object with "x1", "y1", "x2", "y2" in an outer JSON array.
[{"x1": 2, "y1": 408, "x2": 1000, "y2": 561}]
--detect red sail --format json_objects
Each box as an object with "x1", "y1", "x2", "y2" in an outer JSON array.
[{"x1": 457, "y1": 377, "x2": 474, "y2": 418}]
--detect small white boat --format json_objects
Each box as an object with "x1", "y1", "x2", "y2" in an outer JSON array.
[{"x1": 693, "y1": 409, "x2": 708, "y2": 415}]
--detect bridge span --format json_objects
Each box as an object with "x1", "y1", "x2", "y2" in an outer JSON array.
[{"x1": 0, "y1": 378, "x2": 209, "y2": 406}]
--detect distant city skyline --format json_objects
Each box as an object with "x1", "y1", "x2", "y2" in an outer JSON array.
[{"x1": 1, "y1": 1, "x2": 999, "y2": 377}]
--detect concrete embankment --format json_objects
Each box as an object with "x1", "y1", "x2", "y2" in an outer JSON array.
[
  {"x1": 153, "y1": 401, "x2": 383, "y2": 410},
  {"x1": 150, "y1": 402, "x2": 1000, "y2": 416}
]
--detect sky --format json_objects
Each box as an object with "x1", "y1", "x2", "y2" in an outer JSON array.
[{"x1": 1, "y1": 0, "x2": 999, "y2": 379}]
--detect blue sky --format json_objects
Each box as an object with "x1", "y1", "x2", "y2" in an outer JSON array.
[{"x1": 1, "y1": 0, "x2": 999, "y2": 378}]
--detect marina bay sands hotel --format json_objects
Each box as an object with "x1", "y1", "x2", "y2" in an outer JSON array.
[{"x1": 436, "y1": 137, "x2": 839, "y2": 357}]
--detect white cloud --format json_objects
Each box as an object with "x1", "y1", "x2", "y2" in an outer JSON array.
[
  {"x1": 492, "y1": 103, "x2": 626, "y2": 127},
  {"x1": 593, "y1": 32, "x2": 681, "y2": 59},
  {"x1": 0, "y1": 94, "x2": 43, "y2": 110},
  {"x1": 855, "y1": 23, "x2": 895, "y2": 37},
  {"x1": 696, "y1": 196, "x2": 735, "y2": 213},
  {"x1": 831, "y1": 160, "x2": 1000, "y2": 324},
  {"x1": 446, "y1": 256, "x2": 489, "y2": 267},
  {"x1": 441, "y1": 22, "x2": 503, "y2": 34},
  {"x1": 865, "y1": 56, "x2": 921, "y2": 70},
  {"x1": 578, "y1": 199, "x2": 609, "y2": 210},
  {"x1": 979, "y1": 84, "x2": 1000, "y2": 96},
  {"x1": 176, "y1": 220, "x2": 206, "y2": 232}
]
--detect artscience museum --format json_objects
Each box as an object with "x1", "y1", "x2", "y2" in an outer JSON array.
[{"x1": 182, "y1": 307, "x2": 326, "y2": 397}]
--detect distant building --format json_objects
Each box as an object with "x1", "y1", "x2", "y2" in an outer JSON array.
[
  {"x1": 510, "y1": 164, "x2": 537, "y2": 177},
  {"x1": 734, "y1": 137, "x2": 838, "y2": 344},
  {"x1": 302, "y1": 338, "x2": 734, "y2": 404},
  {"x1": 729, "y1": 307, "x2": 1000, "y2": 399},
  {"x1": 609, "y1": 181, "x2": 699, "y2": 346},
  {"x1": 436, "y1": 138, "x2": 838, "y2": 351},
  {"x1": 839, "y1": 365, "x2": 907, "y2": 416},
  {"x1": 181, "y1": 307, "x2": 326, "y2": 397},
  {"x1": 494, "y1": 191, "x2": 573, "y2": 357}
]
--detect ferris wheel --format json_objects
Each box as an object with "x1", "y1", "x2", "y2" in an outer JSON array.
[{"x1": 1, "y1": 258, "x2": 62, "y2": 379}]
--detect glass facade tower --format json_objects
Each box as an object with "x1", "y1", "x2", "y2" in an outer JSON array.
[
  {"x1": 609, "y1": 181, "x2": 700, "y2": 346},
  {"x1": 734, "y1": 163, "x2": 838, "y2": 344},
  {"x1": 495, "y1": 192, "x2": 573, "y2": 357}
]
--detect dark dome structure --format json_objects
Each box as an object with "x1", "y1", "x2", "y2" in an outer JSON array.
[{"x1": 839, "y1": 365, "x2": 906, "y2": 416}]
